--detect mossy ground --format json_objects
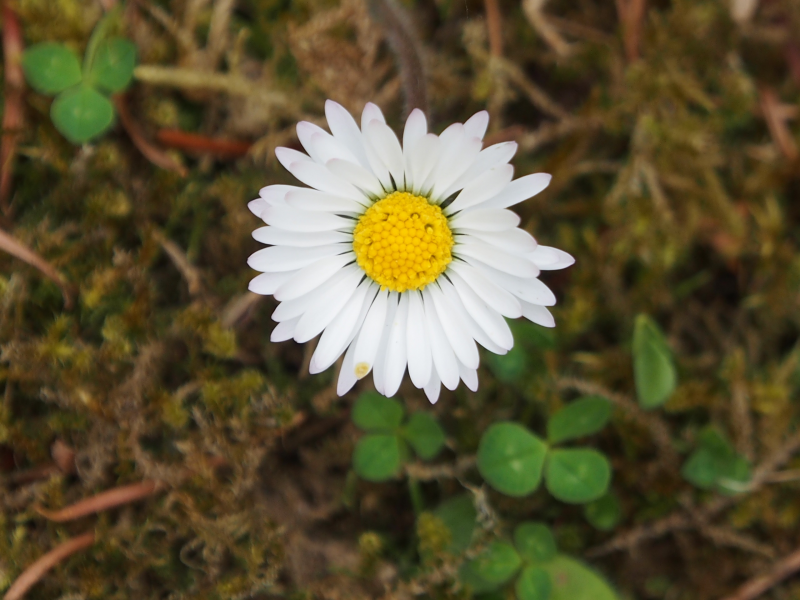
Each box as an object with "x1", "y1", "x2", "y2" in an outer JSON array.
[{"x1": 1, "y1": 0, "x2": 800, "y2": 598}]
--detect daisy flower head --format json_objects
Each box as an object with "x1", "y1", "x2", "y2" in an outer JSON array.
[{"x1": 248, "y1": 101, "x2": 574, "y2": 404}]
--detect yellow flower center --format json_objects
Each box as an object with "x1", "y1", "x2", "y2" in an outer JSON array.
[{"x1": 352, "y1": 191, "x2": 453, "y2": 293}]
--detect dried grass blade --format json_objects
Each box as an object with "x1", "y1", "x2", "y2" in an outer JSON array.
[
  {"x1": 1, "y1": 4, "x2": 25, "y2": 214},
  {"x1": 0, "y1": 228, "x2": 74, "y2": 309},
  {"x1": 4, "y1": 532, "x2": 95, "y2": 600},
  {"x1": 35, "y1": 480, "x2": 162, "y2": 522}
]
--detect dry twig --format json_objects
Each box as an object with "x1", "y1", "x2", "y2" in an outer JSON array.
[
  {"x1": 483, "y1": 0, "x2": 503, "y2": 57},
  {"x1": 759, "y1": 88, "x2": 798, "y2": 162},
  {"x1": 4, "y1": 532, "x2": 95, "y2": 600},
  {"x1": 114, "y1": 95, "x2": 188, "y2": 176},
  {"x1": 615, "y1": 0, "x2": 647, "y2": 62},
  {"x1": 0, "y1": 228, "x2": 74, "y2": 309},
  {"x1": 720, "y1": 545, "x2": 800, "y2": 600},
  {"x1": 1, "y1": 4, "x2": 24, "y2": 215},
  {"x1": 35, "y1": 480, "x2": 162, "y2": 522},
  {"x1": 156, "y1": 129, "x2": 252, "y2": 158}
]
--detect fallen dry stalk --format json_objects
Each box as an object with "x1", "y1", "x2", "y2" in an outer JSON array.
[
  {"x1": 483, "y1": 0, "x2": 504, "y2": 57},
  {"x1": 4, "y1": 532, "x2": 95, "y2": 600},
  {"x1": 0, "y1": 4, "x2": 24, "y2": 214},
  {"x1": 720, "y1": 545, "x2": 800, "y2": 600},
  {"x1": 114, "y1": 95, "x2": 188, "y2": 176},
  {"x1": 0, "y1": 228, "x2": 74, "y2": 309},
  {"x1": 35, "y1": 480, "x2": 162, "y2": 522}
]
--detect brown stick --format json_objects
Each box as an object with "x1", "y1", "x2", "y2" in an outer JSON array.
[
  {"x1": 0, "y1": 228, "x2": 75, "y2": 309},
  {"x1": 720, "y1": 546, "x2": 800, "y2": 600},
  {"x1": 113, "y1": 95, "x2": 188, "y2": 176},
  {"x1": 615, "y1": 0, "x2": 646, "y2": 63},
  {"x1": 35, "y1": 480, "x2": 161, "y2": 522},
  {"x1": 759, "y1": 88, "x2": 799, "y2": 162},
  {"x1": 4, "y1": 532, "x2": 95, "y2": 600},
  {"x1": 0, "y1": 3, "x2": 24, "y2": 215},
  {"x1": 483, "y1": 0, "x2": 503, "y2": 57},
  {"x1": 156, "y1": 129, "x2": 252, "y2": 158}
]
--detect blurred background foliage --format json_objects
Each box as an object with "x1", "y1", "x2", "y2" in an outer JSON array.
[{"x1": 1, "y1": 0, "x2": 800, "y2": 598}]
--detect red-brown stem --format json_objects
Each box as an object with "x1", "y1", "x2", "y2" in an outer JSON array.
[
  {"x1": 4, "y1": 532, "x2": 95, "y2": 600},
  {"x1": 720, "y1": 545, "x2": 800, "y2": 600},
  {"x1": 760, "y1": 87, "x2": 799, "y2": 162},
  {"x1": 484, "y1": 0, "x2": 503, "y2": 57},
  {"x1": 35, "y1": 480, "x2": 162, "y2": 522},
  {"x1": 1, "y1": 4, "x2": 25, "y2": 215},
  {"x1": 156, "y1": 129, "x2": 252, "y2": 158},
  {"x1": 0, "y1": 228, "x2": 75, "y2": 309},
  {"x1": 113, "y1": 95, "x2": 188, "y2": 176},
  {"x1": 615, "y1": 0, "x2": 646, "y2": 63}
]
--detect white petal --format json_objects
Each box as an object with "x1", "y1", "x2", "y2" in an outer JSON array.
[
  {"x1": 272, "y1": 265, "x2": 354, "y2": 321},
  {"x1": 482, "y1": 173, "x2": 552, "y2": 210},
  {"x1": 248, "y1": 244, "x2": 350, "y2": 272},
  {"x1": 448, "y1": 260, "x2": 522, "y2": 318},
  {"x1": 337, "y1": 338, "x2": 359, "y2": 396},
  {"x1": 361, "y1": 102, "x2": 386, "y2": 128},
  {"x1": 310, "y1": 132, "x2": 362, "y2": 165},
  {"x1": 459, "y1": 362, "x2": 479, "y2": 392},
  {"x1": 457, "y1": 227, "x2": 537, "y2": 255},
  {"x1": 427, "y1": 283, "x2": 479, "y2": 369},
  {"x1": 478, "y1": 266, "x2": 557, "y2": 306},
  {"x1": 455, "y1": 237, "x2": 538, "y2": 278},
  {"x1": 252, "y1": 226, "x2": 350, "y2": 248},
  {"x1": 403, "y1": 109, "x2": 427, "y2": 154},
  {"x1": 271, "y1": 316, "x2": 300, "y2": 342},
  {"x1": 274, "y1": 253, "x2": 354, "y2": 301},
  {"x1": 285, "y1": 188, "x2": 367, "y2": 213},
  {"x1": 248, "y1": 271, "x2": 294, "y2": 295},
  {"x1": 285, "y1": 160, "x2": 363, "y2": 199},
  {"x1": 464, "y1": 110, "x2": 489, "y2": 139},
  {"x1": 423, "y1": 288, "x2": 460, "y2": 390},
  {"x1": 352, "y1": 289, "x2": 389, "y2": 379},
  {"x1": 275, "y1": 147, "x2": 312, "y2": 172},
  {"x1": 293, "y1": 265, "x2": 364, "y2": 343},
  {"x1": 310, "y1": 280, "x2": 375, "y2": 373},
  {"x1": 520, "y1": 301, "x2": 555, "y2": 327},
  {"x1": 429, "y1": 136, "x2": 483, "y2": 201},
  {"x1": 442, "y1": 142, "x2": 518, "y2": 198},
  {"x1": 326, "y1": 159, "x2": 385, "y2": 198},
  {"x1": 406, "y1": 291, "x2": 432, "y2": 388},
  {"x1": 407, "y1": 134, "x2": 441, "y2": 195},
  {"x1": 248, "y1": 198, "x2": 267, "y2": 218},
  {"x1": 445, "y1": 165, "x2": 514, "y2": 215},
  {"x1": 438, "y1": 277, "x2": 507, "y2": 355},
  {"x1": 448, "y1": 270, "x2": 514, "y2": 350},
  {"x1": 383, "y1": 292, "x2": 409, "y2": 397},
  {"x1": 326, "y1": 100, "x2": 371, "y2": 169},
  {"x1": 262, "y1": 204, "x2": 352, "y2": 232},
  {"x1": 449, "y1": 208, "x2": 520, "y2": 232},
  {"x1": 423, "y1": 367, "x2": 441, "y2": 404},
  {"x1": 297, "y1": 122, "x2": 360, "y2": 165},
  {"x1": 296, "y1": 121, "x2": 331, "y2": 163},
  {"x1": 529, "y1": 245, "x2": 575, "y2": 270},
  {"x1": 258, "y1": 184, "x2": 298, "y2": 207},
  {"x1": 372, "y1": 292, "x2": 400, "y2": 395},
  {"x1": 365, "y1": 120, "x2": 406, "y2": 190}
]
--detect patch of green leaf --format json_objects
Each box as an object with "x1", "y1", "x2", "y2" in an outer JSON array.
[
  {"x1": 352, "y1": 391, "x2": 404, "y2": 432},
  {"x1": 50, "y1": 85, "x2": 115, "y2": 144},
  {"x1": 477, "y1": 422, "x2": 548, "y2": 497},
  {"x1": 352, "y1": 434, "x2": 406, "y2": 482},
  {"x1": 547, "y1": 396, "x2": 612, "y2": 444},
  {"x1": 633, "y1": 314, "x2": 677, "y2": 409},
  {"x1": 434, "y1": 494, "x2": 477, "y2": 554},
  {"x1": 514, "y1": 522, "x2": 557, "y2": 563},
  {"x1": 681, "y1": 427, "x2": 751, "y2": 494},
  {"x1": 545, "y1": 449, "x2": 611, "y2": 504},
  {"x1": 402, "y1": 412, "x2": 446, "y2": 460},
  {"x1": 22, "y1": 42, "x2": 82, "y2": 94},
  {"x1": 516, "y1": 566, "x2": 553, "y2": 600},
  {"x1": 87, "y1": 38, "x2": 137, "y2": 93},
  {"x1": 584, "y1": 493, "x2": 622, "y2": 531}
]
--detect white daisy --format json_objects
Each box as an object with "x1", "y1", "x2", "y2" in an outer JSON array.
[{"x1": 247, "y1": 101, "x2": 574, "y2": 403}]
